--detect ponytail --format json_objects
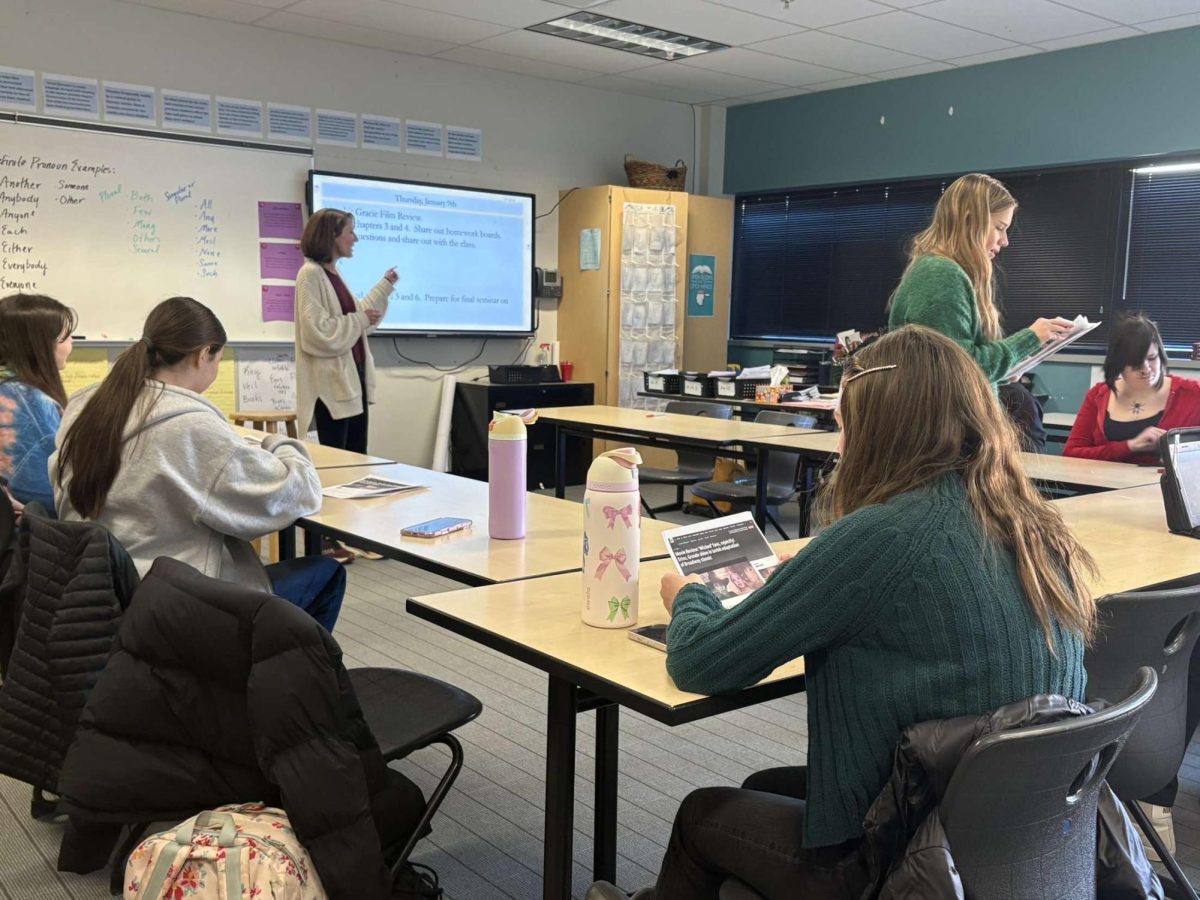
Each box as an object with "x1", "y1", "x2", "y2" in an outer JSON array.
[{"x1": 57, "y1": 297, "x2": 226, "y2": 518}]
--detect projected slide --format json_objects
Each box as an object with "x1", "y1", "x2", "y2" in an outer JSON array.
[{"x1": 310, "y1": 172, "x2": 534, "y2": 335}]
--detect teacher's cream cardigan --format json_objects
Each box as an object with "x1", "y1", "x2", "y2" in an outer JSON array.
[{"x1": 294, "y1": 259, "x2": 393, "y2": 437}]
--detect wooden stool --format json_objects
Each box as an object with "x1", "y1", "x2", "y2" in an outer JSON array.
[
  {"x1": 230, "y1": 410, "x2": 299, "y2": 563},
  {"x1": 231, "y1": 410, "x2": 299, "y2": 439}
]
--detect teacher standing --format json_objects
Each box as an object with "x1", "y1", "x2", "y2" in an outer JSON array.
[
  {"x1": 888, "y1": 173, "x2": 1073, "y2": 385},
  {"x1": 295, "y1": 208, "x2": 397, "y2": 453}
]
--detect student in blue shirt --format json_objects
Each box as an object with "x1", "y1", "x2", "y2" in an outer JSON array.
[{"x1": 0, "y1": 294, "x2": 76, "y2": 511}]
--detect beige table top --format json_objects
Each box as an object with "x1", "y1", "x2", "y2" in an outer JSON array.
[
  {"x1": 232, "y1": 424, "x2": 394, "y2": 469},
  {"x1": 408, "y1": 553, "x2": 805, "y2": 718},
  {"x1": 749, "y1": 430, "x2": 1160, "y2": 491},
  {"x1": 1044, "y1": 412, "x2": 1077, "y2": 428},
  {"x1": 536, "y1": 405, "x2": 819, "y2": 444},
  {"x1": 409, "y1": 484, "x2": 1196, "y2": 716},
  {"x1": 309, "y1": 464, "x2": 670, "y2": 584}
]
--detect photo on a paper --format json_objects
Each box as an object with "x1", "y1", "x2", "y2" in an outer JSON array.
[{"x1": 662, "y1": 512, "x2": 778, "y2": 608}]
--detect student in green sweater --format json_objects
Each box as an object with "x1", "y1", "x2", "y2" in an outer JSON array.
[
  {"x1": 587, "y1": 326, "x2": 1099, "y2": 900},
  {"x1": 888, "y1": 173, "x2": 1073, "y2": 385}
]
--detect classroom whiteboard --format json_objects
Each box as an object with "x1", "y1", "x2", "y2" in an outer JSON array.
[{"x1": 0, "y1": 119, "x2": 311, "y2": 342}]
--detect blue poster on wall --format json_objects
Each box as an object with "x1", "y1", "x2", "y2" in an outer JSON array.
[{"x1": 687, "y1": 254, "x2": 715, "y2": 318}]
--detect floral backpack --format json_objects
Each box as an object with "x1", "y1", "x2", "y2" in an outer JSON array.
[{"x1": 123, "y1": 803, "x2": 327, "y2": 900}]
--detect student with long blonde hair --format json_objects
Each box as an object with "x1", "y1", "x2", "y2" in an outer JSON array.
[
  {"x1": 589, "y1": 326, "x2": 1098, "y2": 900},
  {"x1": 0, "y1": 293, "x2": 76, "y2": 510},
  {"x1": 889, "y1": 173, "x2": 1074, "y2": 384}
]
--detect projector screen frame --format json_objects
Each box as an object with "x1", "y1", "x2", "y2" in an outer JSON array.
[{"x1": 306, "y1": 169, "x2": 537, "y2": 338}]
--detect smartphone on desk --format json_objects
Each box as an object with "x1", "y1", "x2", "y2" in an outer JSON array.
[
  {"x1": 401, "y1": 517, "x2": 472, "y2": 538},
  {"x1": 628, "y1": 624, "x2": 668, "y2": 652}
]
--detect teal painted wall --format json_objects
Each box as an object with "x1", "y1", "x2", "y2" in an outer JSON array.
[{"x1": 725, "y1": 27, "x2": 1200, "y2": 194}]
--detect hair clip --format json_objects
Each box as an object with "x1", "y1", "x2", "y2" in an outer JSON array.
[{"x1": 843, "y1": 363, "x2": 898, "y2": 385}]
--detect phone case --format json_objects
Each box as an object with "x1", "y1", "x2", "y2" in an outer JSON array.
[
  {"x1": 627, "y1": 627, "x2": 668, "y2": 652},
  {"x1": 401, "y1": 519, "x2": 471, "y2": 538}
]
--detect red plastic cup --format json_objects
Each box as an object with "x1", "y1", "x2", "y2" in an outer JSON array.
[{"x1": 560, "y1": 361, "x2": 574, "y2": 381}]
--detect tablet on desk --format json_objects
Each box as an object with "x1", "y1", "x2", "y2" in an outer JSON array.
[{"x1": 402, "y1": 517, "x2": 472, "y2": 538}]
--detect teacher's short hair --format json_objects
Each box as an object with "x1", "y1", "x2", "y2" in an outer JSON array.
[{"x1": 301, "y1": 208, "x2": 353, "y2": 263}]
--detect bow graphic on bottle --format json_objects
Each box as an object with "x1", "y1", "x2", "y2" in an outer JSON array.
[
  {"x1": 602, "y1": 504, "x2": 634, "y2": 529},
  {"x1": 607, "y1": 596, "x2": 632, "y2": 622},
  {"x1": 594, "y1": 547, "x2": 630, "y2": 580}
]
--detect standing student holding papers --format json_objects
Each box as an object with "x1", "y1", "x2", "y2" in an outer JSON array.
[
  {"x1": 52, "y1": 297, "x2": 346, "y2": 632},
  {"x1": 1065, "y1": 313, "x2": 1200, "y2": 464},
  {"x1": 589, "y1": 326, "x2": 1099, "y2": 900},
  {"x1": 0, "y1": 294, "x2": 77, "y2": 511},
  {"x1": 888, "y1": 173, "x2": 1074, "y2": 384}
]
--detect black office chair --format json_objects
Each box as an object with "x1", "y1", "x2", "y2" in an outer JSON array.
[
  {"x1": 941, "y1": 669, "x2": 1156, "y2": 899},
  {"x1": 1085, "y1": 585, "x2": 1200, "y2": 900},
  {"x1": 720, "y1": 669, "x2": 1158, "y2": 900},
  {"x1": 348, "y1": 667, "x2": 482, "y2": 874},
  {"x1": 639, "y1": 401, "x2": 734, "y2": 518},
  {"x1": 689, "y1": 411, "x2": 815, "y2": 540}
]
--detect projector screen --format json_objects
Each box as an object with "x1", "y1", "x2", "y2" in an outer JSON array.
[{"x1": 308, "y1": 171, "x2": 535, "y2": 336}]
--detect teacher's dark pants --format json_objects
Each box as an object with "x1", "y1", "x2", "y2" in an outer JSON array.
[
  {"x1": 314, "y1": 360, "x2": 369, "y2": 454},
  {"x1": 649, "y1": 766, "x2": 868, "y2": 900}
]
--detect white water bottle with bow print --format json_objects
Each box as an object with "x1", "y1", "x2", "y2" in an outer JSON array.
[{"x1": 582, "y1": 447, "x2": 642, "y2": 628}]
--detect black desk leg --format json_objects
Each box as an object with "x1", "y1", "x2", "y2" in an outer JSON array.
[
  {"x1": 555, "y1": 425, "x2": 567, "y2": 500},
  {"x1": 303, "y1": 528, "x2": 321, "y2": 557},
  {"x1": 278, "y1": 526, "x2": 296, "y2": 561},
  {"x1": 753, "y1": 447, "x2": 770, "y2": 528},
  {"x1": 594, "y1": 703, "x2": 619, "y2": 883},
  {"x1": 544, "y1": 676, "x2": 578, "y2": 900}
]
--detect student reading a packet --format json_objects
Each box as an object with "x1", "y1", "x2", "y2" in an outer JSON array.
[
  {"x1": 589, "y1": 326, "x2": 1098, "y2": 900},
  {"x1": 51, "y1": 297, "x2": 346, "y2": 632},
  {"x1": 0, "y1": 293, "x2": 76, "y2": 511},
  {"x1": 1065, "y1": 313, "x2": 1200, "y2": 464},
  {"x1": 888, "y1": 173, "x2": 1074, "y2": 385}
]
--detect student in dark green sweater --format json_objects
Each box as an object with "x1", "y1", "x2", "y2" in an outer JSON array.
[
  {"x1": 587, "y1": 326, "x2": 1099, "y2": 900},
  {"x1": 888, "y1": 173, "x2": 1073, "y2": 385}
]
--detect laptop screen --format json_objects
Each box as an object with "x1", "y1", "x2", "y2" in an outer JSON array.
[{"x1": 1167, "y1": 431, "x2": 1200, "y2": 530}]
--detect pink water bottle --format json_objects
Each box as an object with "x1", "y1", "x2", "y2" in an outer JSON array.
[{"x1": 488, "y1": 412, "x2": 527, "y2": 539}]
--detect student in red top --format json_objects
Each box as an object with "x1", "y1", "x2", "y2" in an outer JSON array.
[{"x1": 1064, "y1": 314, "x2": 1200, "y2": 464}]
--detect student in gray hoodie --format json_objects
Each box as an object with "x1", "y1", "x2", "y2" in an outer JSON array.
[{"x1": 51, "y1": 297, "x2": 345, "y2": 632}]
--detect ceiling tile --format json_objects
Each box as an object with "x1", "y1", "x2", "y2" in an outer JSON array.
[
  {"x1": 470, "y1": 28, "x2": 663, "y2": 74},
  {"x1": 677, "y1": 47, "x2": 852, "y2": 87},
  {"x1": 633, "y1": 62, "x2": 787, "y2": 95},
  {"x1": 377, "y1": 0, "x2": 572, "y2": 28},
  {"x1": 1136, "y1": 10, "x2": 1200, "y2": 30},
  {"x1": 1052, "y1": 0, "x2": 1200, "y2": 25},
  {"x1": 946, "y1": 45, "x2": 1041, "y2": 66},
  {"x1": 749, "y1": 30, "x2": 929, "y2": 73},
  {"x1": 733, "y1": 86, "x2": 813, "y2": 102},
  {"x1": 588, "y1": 0, "x2": 805, "y2": 44},
  {"x1": 806, "y1": 74, "x2": 878, "y2": 91},
  {"x1": 916, "y1": 0, "x2": 1114, "y2": 43},
  {"x1": 827, "y1": 10, "x2": 1016, "y2": 57},
  {"x1": 255, "y1": 10, "x2": 455, "y2": 54},
  {"x1": 1034, "y1": 25, "x2": 1141, "y2": 50},
  {"x1": 704, "y1": 0, "x2": 894, "y2": 29},
  {"x1": 876, "y1": 0, "x2": 944, "y2": 7},
  {"x1": 579, "y1": 72, "x2": 726, "y2": 104},
  {"x1": 434, "y1": 45, "x2": 599, "y2": 82},
  {"x1": 874, "y1": 60, "x2": 955, "y2": 78},
  {"x1": 284, "y1": 0, "x2": 511, "y2": 44},
  {"x1": 120, "y1": 0, "x2": 281, "y2": 22}
]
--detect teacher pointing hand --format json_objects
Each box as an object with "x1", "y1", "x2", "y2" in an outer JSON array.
[{"x1": 294, "y1": 208, "x2": 397, "y2": 455}]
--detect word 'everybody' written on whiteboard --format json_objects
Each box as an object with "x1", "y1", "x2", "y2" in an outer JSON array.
[{"x1": 0, "y1": 151, "x2": 221, "y2": 294}]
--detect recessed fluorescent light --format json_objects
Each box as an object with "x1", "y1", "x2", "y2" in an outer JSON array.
[
  {"x1": 527, "y1": 12, "x2": 729, "y2": 60},
  {"x1": 1131, "y1": 161, "x2": 1200, "y2": 174}
]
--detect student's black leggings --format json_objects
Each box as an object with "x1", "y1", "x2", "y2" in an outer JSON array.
[
  {"x1": 649, "y1": 767, "x2": 868, "y2": 900},
  {"x1": 313, "y1": 361, "x2": 369, "y2": 454}
]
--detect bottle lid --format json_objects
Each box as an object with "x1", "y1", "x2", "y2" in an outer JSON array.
[
  {"x1": 489, "y1": 411, "x2": 527, "y2": 440},
  {"x1": 586, "y1": 447, "x2": 642, "y2": 491}
]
